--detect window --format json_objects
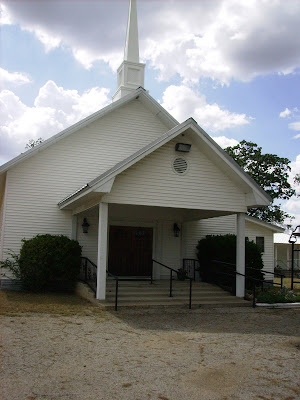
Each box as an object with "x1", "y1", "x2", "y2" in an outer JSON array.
[{"x1": 256, "y1": 236, "x2": 265, "y2": 253}]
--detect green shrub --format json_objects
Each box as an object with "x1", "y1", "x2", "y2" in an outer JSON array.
[
  {"x1": 16, "y1": 234, "x2": 82, "y2": 291},
  {"x1": 196, "y1": 234, "x2": 264, "y2": 291},
  {"x1": 257, "y1": 286, "x2": 300, "y2": 303}
]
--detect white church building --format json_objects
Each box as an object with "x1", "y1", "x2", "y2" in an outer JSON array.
[{"x1": 0, "y1": 0, "x2": 283, "y2": 301}]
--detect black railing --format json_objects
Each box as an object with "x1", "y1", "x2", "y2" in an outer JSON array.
[
  {"x1": 211, "y1": 260, "x2": 285, "y2": 288},
  {"x1": 182, "y1": 258, "x2": 200, "y2": 281},
  {"x1": 107, "y1": 271, "x2": 153, "y2": 311},
  {"x1": 80, "y1": 258, "x2": 192, "y2": 310},
  {"x1": 210, "y1": 260, "x2": 288, "y2": 307},
  {"x1": 80, "y1": 257, "x2": 97, "y2": 293},
  {"x1": 274, "y1": 268, "x2": 300, "y2": 279},
  {"x1": 210, "y1": 267, "x2": 263, "y2": 307},
  {"x1": 152, "y1": 259, "x2": 193, "y2": 309}
]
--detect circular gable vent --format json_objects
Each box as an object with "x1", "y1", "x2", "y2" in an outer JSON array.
[{"x1": 173, "y1": 157, "x2": 188, "y2": 174}]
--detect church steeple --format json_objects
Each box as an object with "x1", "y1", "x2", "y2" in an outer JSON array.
[
  {"x1": 124, "y1": 0, "x2": 140, "y2": 63},
  {"x1": 112, "y1": 0, "x2": 145, "y2": 102}
]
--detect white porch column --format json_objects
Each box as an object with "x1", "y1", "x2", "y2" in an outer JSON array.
[
  {"x1": 96, "y1": 202, "x2": 108, "y2": 300},
  {"x1": 236, "y1": 213, "x2": 245, "y2": 298}
]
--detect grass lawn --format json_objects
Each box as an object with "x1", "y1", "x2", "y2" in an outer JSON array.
[{"x1": 0, "y1": 289, "x2": 106, "y2": 317}]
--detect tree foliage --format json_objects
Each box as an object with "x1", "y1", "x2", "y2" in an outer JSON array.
[
  {"x1": 225, "y1": 140, "x2": 295, "y2": 223},
  {"x1": 295, "y1": 173, "x2": 300, "y2": 198},
  {"x1": 25, "y1": 137, "x2": 44, "y2": 150}
]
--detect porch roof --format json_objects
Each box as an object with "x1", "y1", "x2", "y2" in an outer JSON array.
[
  {"x1": 58, "y1": 118, "x2": 271, "y2": 211},
  {"x1": 245, "y1": 216, "x2": 285, "y2": 233}
]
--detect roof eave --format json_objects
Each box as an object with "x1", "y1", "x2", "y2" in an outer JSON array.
[
  {"x1": 245, "y1": 216, "x2": 285, "y2": 233},
  {"x1": 0, "y1": 87, "x2": 177, "y2": 175}
]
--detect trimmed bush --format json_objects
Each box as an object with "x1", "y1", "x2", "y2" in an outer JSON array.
[
  {"x1": 18, "y1": 234, "x2": 82, "y2": 291},
  {"x1": 196, "y1": 234, "x2": 264, "y2": 291},
  {"x1": 257, "y1": 286, "x2": 300, "y2": 304}
]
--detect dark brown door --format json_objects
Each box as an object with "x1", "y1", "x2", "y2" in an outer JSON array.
[{"x1": 108, "y1": 226, "x2": 153, "y2": 276}]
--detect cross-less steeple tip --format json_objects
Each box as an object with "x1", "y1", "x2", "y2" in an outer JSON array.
[
  {"x1": 112, "y1": 0, "x2": 145, "y2": 102},
  {"x1": 124, "y1": 0, "x2": 140, "y2": 63}
]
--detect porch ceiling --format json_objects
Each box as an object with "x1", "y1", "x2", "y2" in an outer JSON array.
[{"x1": 79, "y1": 203, "x2": 236, "y2": 222}]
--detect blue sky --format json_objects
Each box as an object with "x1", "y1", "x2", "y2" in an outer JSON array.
[{"x1": 0, "y1": 0, "x2": 299, "y2": 224}]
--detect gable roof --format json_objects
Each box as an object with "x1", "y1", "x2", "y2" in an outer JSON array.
[
  {"x1": 0, "y1": 87, "x2": 178, "y2": 175},
  {"x1": 245, "y1": 216, "x2": 284, "y2": 233},
  {"x1": 58, "y1": 118, "x2": 272, "y2": 210},
  {"x1": 274, "y1": 232, "x2": 300, "y2": 243}
]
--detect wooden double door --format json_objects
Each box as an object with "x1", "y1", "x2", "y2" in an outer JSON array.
[{"x1": 108, "y1": 226, "x2": 153, "y2": 276}]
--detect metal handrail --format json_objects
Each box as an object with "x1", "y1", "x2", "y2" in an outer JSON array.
[
  {"x1": 81, "y1": 257, "x2": 192, "y2": 310},
  {"x1": 209, "y1": 260, "x2": 292, "y2": 307},
  {"x1": 80, "y1": 257, "x2": 97, "y2": 293},
  {"x1": 182, "y1": 258, "x2": 200, "y2": 281},
  {"x1": 211, "y1": 259, "x2": 285, "y2": 288},
  {"x1": 106, "y1": 270, "x2": 153, "y2": 311},
  {"x1": 81, "y1": 256, "x2": 97, "y2": 268},
  {"x1": 212, "y1": 268, "x2": 265, "y2": 307},
  {"x1": 152, "y1": 259, "x2": 193, "y2": 309}
]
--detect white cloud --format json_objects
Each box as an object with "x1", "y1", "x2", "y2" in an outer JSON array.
[
  {"x1": 0, "y1": 81, "x2": 110, "y2": 164},
  {"x1": 289, "y1": 121, "x2": 300, "y2": 131},
  {"x1": 212, "y1": 136, "x2": 239, "y2": 149},
  {"x1": 161, "y1": 85, "x2": 249, "y2": 133},
  {"x1": 2, "y1": 1, "x2": 300, "y2": 83},
  {"x1": 279, "y1": 108, "x2": 291, "y2": 118},
  {"x1": 0, "y1": 67, "x2": 31, "y2": 88}
]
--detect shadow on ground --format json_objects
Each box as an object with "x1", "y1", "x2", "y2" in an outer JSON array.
[{"x1": 107, "y1": 305, "x2": 300, "y2": 337}]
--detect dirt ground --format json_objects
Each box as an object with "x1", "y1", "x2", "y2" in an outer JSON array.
[{"x1": 0, "y1": 291, "x2": 299, "y2": 400}]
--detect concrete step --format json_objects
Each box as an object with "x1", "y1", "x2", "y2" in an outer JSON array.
[
  {"x1": 106, "y1": 291, "x2": 233, "y2": 299},
  {"x1": 77, "y1": 280, "x2": 249, "y2": 308},
  {"x1": 102, "y1": 297, "x2": 249, "y2": 308}
]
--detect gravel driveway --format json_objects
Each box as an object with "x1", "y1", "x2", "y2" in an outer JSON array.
[{"x1": 0, "y1": 291, "x2": 299, "y2": 400}]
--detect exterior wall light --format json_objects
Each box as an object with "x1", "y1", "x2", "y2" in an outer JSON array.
[
  {"x1": 173, "y1": 223, "x2": 181, "y2": 237},
  {"x1": 82, "y1": 218, "x2": 90, "y2": 234},
  {"x1": 175, "y1": 143, "x2": 191, "y2": 153},
  {"x1": 288, "y1": 225, "x2": 300, "y2": 290}
]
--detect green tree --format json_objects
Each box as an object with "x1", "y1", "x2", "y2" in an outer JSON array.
[
  {"x1": 25, "y1": 137, "x2": 44, "y2": 150},
  {"x1": 295, "y1": 174, "x2": 300, "y2": 198},
  {"x1": 225, "y1": 140, "x2": 295, "y2": 224}
]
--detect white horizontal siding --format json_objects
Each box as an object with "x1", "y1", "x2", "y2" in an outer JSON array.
[
  {"x1": 104, "y1": 137, "x2": 247, "y2": 211},
  {"x1": 245, "y1": 223, "x2": 274, "y2": 279},
  {"x1": 77, "y1": 211, "x2": 99, "y2": 266},
  {"x1": 3, "y1": 100, "x2": 169, "y2": 256},
  {"x1": 183, "y1": 216, "x2": 275, "y2": 277},
  {"x1": 160, "y1": 221, "x2": 181, "y2": 278},
  {"x1": 183, "y1": 215, "x2": 236, "y2": 259}
]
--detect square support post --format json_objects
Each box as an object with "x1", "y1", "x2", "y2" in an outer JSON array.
[
  {"x1": 96, "y1": 202, "x2": 108, "y2": 300},
  {"x1": 236, "y1": 213, "x2": 245, "y2": 298}
]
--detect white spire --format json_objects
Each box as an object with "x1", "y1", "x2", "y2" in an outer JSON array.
[
  {"x1": 124, "y1": 0, "x2": 139, "y2": 63},
  {"x1": 112, "y1": 0, "x2": 145, "y2": 102}
]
